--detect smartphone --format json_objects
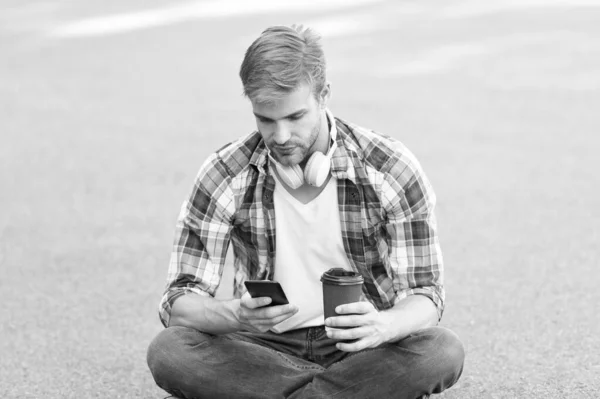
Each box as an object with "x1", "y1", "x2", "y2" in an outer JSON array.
[{"x1": 244, "y1": 280, "x2": 289, "y2": 307}]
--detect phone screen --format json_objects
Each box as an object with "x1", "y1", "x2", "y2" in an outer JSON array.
[{"x1": 244, "y1": 281, "x2": 289, "y2": 306}]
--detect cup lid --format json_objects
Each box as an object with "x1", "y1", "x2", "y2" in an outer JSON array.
[{"x1": 320, "y1": 268, "x2": 364, "y2": 285}]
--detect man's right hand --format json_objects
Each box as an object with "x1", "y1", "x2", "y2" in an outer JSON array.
[{"x1": 235, "y1": 292, "x2": 299, "y2": 333}]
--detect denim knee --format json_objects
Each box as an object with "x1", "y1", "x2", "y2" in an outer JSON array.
[
  {"x1": 410, "y1": 326, "x2": 465, "y2": 392},
  {"x1": 428, "y1": 327, "x2": 465, "y2": 379},
  {"x1": 147, "y1": 326, "x2": 212, "y2": 391}
]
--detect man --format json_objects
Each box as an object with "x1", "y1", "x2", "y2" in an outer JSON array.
[{"x1": 147, "y1": 25, "x2": 464, "y2": 399}]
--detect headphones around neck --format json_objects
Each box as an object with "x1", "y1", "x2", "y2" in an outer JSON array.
[
  {"x1": 271, "y1": 140, "x2": 337, "y2": 189},
  {"x1": 269, "y1": 110, "x2": 337, "y2": 190}
]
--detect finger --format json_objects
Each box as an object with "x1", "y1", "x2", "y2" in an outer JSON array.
[
  {"x1": 335, "y1": 335, "x2": 377, "y2": 352},
  {"x1": 241, "y1": 294, "x2": 272, "y2": 309},
  {"x1": 243, "y1": 305, "x2": 299, "y2": 330},
  {"x1": 257, "y1": 304, "x2": 298, "y2": 320},
  {"x1": 335, "y1": 301, "x2": 375, "y2": 315},
  {"x1": 249, "y1": 304, "x2": 298, "y2": 321},
  {"x1": 326, "y1": 326, "x2": 369, "y2": 341},
  {"x1": 325, "y1": 315, "x2": 365, "y2": 328},
  {"x1": 267, "y1": 309, "x2": 298, "y2": 325},
  {"x1": 335, "y1": 335, "x2": 376, "y2": 352}
]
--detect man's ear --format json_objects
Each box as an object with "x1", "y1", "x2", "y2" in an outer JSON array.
[{"x1": 319, "y1": 82, "x2": 332, "y2": 109}]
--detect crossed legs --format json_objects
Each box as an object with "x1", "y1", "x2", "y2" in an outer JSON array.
[{"x1": 147, "y1": 326, "x2": 464, "y2": 399}]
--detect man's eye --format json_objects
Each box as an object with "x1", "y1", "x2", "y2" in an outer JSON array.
[
  {"x1": 258, "y1": 118, "x2": 272, "y2": 124},
  {"x1": 289, "y1": 114, "x2": 303, "y2": 121}
]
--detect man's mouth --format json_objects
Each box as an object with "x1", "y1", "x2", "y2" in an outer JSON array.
[{"x1": 275, "y1": 146, "x2": 296, "y2": 155}]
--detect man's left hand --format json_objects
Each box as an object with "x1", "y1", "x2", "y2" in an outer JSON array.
[{"x1": 324, "y1": 302, "x2": 393, "y2": 352}]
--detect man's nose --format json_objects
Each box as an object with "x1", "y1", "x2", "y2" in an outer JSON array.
[{"x1": 272, "y1": 122, "x2": 291, "y2": 145}]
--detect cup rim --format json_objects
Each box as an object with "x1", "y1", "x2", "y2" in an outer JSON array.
[{"x1": 320, "y1": 268, "x2": 364, "y2": 285}]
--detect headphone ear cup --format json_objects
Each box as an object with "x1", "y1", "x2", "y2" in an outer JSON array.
[
  {"x1": 274, "y1": 163, "x2": 304, "y2": 189},
  {"x1": 304, "y1": 152, "x2": 330, "y2": 187}
]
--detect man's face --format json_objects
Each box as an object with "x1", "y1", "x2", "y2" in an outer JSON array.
[{"x1": 251, "y1": 83, "x2": 323, "y2": 167}]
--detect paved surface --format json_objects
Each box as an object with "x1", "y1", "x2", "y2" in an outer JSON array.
[{"x1": 1, "y1": 1, "x2": 599, "y2": 397}]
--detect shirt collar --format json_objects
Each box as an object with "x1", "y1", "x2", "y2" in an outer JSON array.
[
  {"x1": 329, "y1": 110, "x2": 355, "y2": 183},
  {"x1": 249, "y1": 137, "x2": 269, "y2": 175}
]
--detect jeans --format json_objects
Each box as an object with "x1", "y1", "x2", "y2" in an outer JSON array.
[{"x1": 147, "y1": 325, "x2": 464, "y2": 399}]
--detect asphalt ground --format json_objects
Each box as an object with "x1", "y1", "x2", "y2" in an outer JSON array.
[{"x1": 1, "y1": 1, "x2": 599, "y2": 398}]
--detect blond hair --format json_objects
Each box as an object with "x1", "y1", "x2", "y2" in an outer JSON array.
[{"x1": 239, "y1": 25, "x2": 326, "y2": 103}]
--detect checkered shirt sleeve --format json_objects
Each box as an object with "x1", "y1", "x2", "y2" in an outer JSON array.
[
  {"x1": 158, "y1": 152, "x2": 235, "y2": 327},
  {"x1": 382, "y1": 149, "x2": 445, "y2": 319}
]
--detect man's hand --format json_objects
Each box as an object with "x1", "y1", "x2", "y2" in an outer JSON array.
[
  {"x1": 235, "y1": 292, "x2": 298, "y2": 333},
  {"x1": 325, "y1": 301, "x2": 395, "y2": 352}
]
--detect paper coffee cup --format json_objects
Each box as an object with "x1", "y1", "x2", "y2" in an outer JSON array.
[{"x1": 321, "y1": 268, "x2": 364, "y2": 321}]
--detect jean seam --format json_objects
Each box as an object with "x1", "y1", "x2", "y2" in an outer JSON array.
[{"x1": 272, "y1": 347, "x2": 324, "y2": 371}]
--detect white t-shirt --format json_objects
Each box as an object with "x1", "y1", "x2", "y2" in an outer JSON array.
[{"x1": 270, "y1": 173, "x2": 354, "y2": 333}]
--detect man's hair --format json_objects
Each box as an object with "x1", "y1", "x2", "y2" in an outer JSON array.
[{"x1": 239, "y1": 25, "x2": 327, "y2": 104}]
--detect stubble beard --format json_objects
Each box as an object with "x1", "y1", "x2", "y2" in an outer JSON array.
[
  {"x1": 298, "y1": 114, "x2": 322, "y2": 168},
  {"x1": 272, "y1": 113, "x2": 322, "y2": 168}
]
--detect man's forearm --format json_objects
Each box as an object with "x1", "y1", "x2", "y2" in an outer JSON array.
[
  {"x1": 381, "y1": 294, "x2": 439, "y2": 343},
  {"x1": 169, "y1": 293, "x2": 243, "y2": 335}
]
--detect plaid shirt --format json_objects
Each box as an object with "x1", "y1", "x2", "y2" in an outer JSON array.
[{"x1": 159, "y1": 116, "x2": 445, "y2": 327}]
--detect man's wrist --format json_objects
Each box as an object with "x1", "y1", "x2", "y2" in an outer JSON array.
[
  {"x1": 378, "y1": 295, "x2": 438, "y2": 343},
  {"x1": 226, "y1": 298, "x2": 243, "y2": 331},
  {"x1": 378, "y1": 310, "x2": 408, "y2": 344}
]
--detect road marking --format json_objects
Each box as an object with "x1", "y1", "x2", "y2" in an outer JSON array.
[
  {"x1": 37, "y1": 0, "x2": 600, "y2": 39},
  {"x1": 48, "y1": 0, "x2": 386, "y2": 38},
  {"x1": 440, "y1": 0, "x2": 600, "y2": 18},
  {"x1": 301, "y1": 0, "x2": 600, "y2": 39}
]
